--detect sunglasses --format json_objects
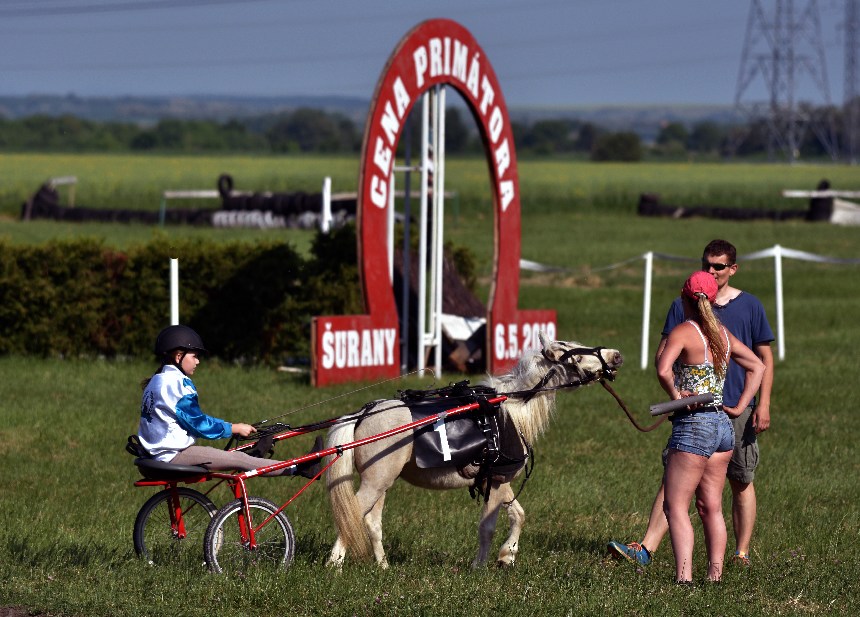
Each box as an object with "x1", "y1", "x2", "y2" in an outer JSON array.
[{"x1": 702, "y1": 261, "x2": 733, "y2": 272}]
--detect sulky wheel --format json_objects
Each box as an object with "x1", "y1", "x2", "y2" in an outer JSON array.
[
  {"x1": 203, "y1": 496, "x2": 296, "y2": 574},
  {"x1": 133, "y1": 487, "x2": 217, "y2": 566}
]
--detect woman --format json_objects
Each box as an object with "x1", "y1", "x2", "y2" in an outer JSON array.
[{"x1": 657, "y1": 271, "x2": 764, "y2": 584}]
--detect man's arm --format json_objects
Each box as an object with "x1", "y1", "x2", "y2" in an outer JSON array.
[
  {"x1": 752, "y1": 342, "x2": 773, "y2": 433},
  {"x1": 654, "y1": 335, "x2": 669, "y2": 369}
]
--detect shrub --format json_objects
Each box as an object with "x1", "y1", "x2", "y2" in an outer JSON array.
[
  {"x1": 591, "y1": 131, "x2": 643, "y2": 162},
  {"x1": 0, "y1": 237, "x2": 328, "y2": 363},
  {"x1": 0, "y1": 225, "x2": 479, "y2": 363}
]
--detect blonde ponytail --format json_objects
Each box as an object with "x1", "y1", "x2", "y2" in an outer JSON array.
[{"x1": 696, "y1": 296, "x2": 727, "y2": 378}]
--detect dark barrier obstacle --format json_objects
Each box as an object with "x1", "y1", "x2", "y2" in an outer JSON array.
[
  {"x1": 20, "y1": 174, "x2": 357, "y2": 228},
  {"x1": 215, "y1": 174, "x2": 356, "y2": 229},
  {"x1": 21, "y1": 183, "x2": 212, "y2": 224},
  {"x1": 637, "y1": 179, "x2": 834, "y2": 223}
]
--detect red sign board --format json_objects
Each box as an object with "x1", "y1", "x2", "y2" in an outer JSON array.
[{"x1": 312, "y1": 19, "x2": 556, "y2": 386}]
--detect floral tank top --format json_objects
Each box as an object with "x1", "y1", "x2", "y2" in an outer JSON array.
[{"x1": 673, "y1": 321, "x2": 730, "y2": 408}]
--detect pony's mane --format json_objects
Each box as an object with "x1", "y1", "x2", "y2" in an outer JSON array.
[{"x1": 481, "y1": 347, "x2": 558, "y2": 446}]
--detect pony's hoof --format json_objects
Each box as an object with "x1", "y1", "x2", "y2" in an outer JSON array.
[
  {"x1": 497, "y1": 545, "x2": 517, "y2": 567},
  {"x1": 325, "y1": 557, "x2": 344, "y2": 571}
]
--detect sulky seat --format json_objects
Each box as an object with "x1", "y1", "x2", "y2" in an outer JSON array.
[{"x1": 134, "y1": 457, "x2": 210, "y2": 481}]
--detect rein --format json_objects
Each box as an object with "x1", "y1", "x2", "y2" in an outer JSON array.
[
  {"x1": 502, "y1": 345, "x2": 666, "y2": 434},
  {"x1": 600, "y1": 380, "x2": 667, "y2": 433}
]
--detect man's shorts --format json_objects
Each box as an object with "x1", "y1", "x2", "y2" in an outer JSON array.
[
  {"x1": 726, "y1": 405, "x2": 759, "y2": 484},
  {"x1": 662, "y1": 405, "x2": 759, "y2": 484}
]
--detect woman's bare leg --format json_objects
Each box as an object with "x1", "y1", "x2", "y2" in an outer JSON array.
[
  {"x1": 696, "y1": 450, "x2": 732, "y2": 581},
  {"x1": 664, "y1": 449, "x2": 706, "y2": 583}
]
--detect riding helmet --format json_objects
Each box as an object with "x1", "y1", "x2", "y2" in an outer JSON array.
[{"x1": 154, "y1": 325, "x2": 207, "y2": 357}]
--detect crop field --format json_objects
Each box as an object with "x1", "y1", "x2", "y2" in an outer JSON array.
[
  {"x1": 1, "y1": 153, "x2": 859, "y2": 616},
  {"x1": 4, "y1": 152, "x2": 860, "y2": 220}
]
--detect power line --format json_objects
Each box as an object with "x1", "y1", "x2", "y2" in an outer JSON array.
[
  {"x1": 734, "y1": 0, "x2": 838, "y2": 161},
  {"x1": 846, "y1": 0, "x2": 860, "y2": 162},
  {"x1": 0, "y1": 0, "x2": 277, "y2": 18}
]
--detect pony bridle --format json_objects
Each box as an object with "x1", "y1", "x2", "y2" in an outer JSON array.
[
  {"x1": 549, "y1": 346, "x2": 617, "y2": 382},
  {"x1": 512, "y1": 346, "x2": 616, "y2": 402}
]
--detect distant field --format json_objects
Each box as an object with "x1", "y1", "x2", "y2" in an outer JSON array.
[
  {"x1": 3, "y1": 152, "x2": 860, "y2": 222},
  {"x1": 0, "y1": 153, "x2": 360, "y2": 219}
]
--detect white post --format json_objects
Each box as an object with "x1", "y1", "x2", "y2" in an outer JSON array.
[
  {"x1": 417, "y1": 93, "x2": 431, "y2": 373},
  {"x1": 387, "y1": 174, "x2": 396, "y2": 283},
  {"x1": 321, "y1": 176, "x2": 332, "y2": 233},
  {"x1": 170, "y1": 258, "x2": 179, "y2": 325},
  {"x1": 433, "y1": 85, "x2": 447, "y2": 377},
  {"x1": 640, "y1": 251, "x2": 653, "y2": 370},
  {"x1": 426, "y1": 87, "x2": 442, "y2": 375},
  {"x1": 774, "y1": 244, "x2": 785, "y2": 361}
]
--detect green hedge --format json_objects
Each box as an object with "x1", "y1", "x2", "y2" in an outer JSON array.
[{"x1": 0, "y1": 227, "x2": 362, "y2": 362}]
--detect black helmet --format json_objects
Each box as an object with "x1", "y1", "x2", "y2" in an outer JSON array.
[{"x1": 154, "y1": 325, "x2": 207, "y2": 357}]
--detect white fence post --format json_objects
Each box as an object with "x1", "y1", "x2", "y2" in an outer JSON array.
[
  {"x1": 640, "y1": 251, "x2": 653, "y2": 370},
  {"x1": 321, "y1": 176, "x2": 332, "y2": 234},
  {"x1": 774, "y1": 244, "x2": 785, "y2": 361},
  {"x1": 170, "y1": 258, "x2": 179, "y2": 325}
]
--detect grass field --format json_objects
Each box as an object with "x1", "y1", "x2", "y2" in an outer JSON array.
[
  {"x1": 1, "y1": 154, "x2": 859, "y2": 616},
  {"x1": 4, "y1": 152, "x2": 860, "y2": 221}
]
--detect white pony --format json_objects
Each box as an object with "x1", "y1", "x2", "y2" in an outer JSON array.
[{"x1": 324, "y1": 334, "x2": 623, "y2": 568}]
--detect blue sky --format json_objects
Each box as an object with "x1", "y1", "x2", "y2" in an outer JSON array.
[{"x1": 0, "y1": 0, "x2": 848, "y2": 108}]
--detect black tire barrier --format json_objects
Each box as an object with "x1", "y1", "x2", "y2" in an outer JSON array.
[
  {"x1": 637, "y1": 192, "x2": 808, "y2": 222},
  {"x1": 806, "y1": 179, "x2": 833, "y2": 222},
  {"x1": 23, "y1": 197, "x2": 216, "y2": 225},
  {"x1": 217, "y1": 173, "x2": 234, "y2": 198},
  {"x1": 19, "y1": 175, "x2": 357, "y2": 228}
]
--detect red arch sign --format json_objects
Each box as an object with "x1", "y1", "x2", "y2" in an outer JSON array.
[{"x1": 312, "y1": 19, "x2": 556, "y2": 386}]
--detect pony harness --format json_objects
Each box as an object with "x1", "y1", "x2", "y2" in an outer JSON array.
[{"x1": 398, "y1": 381, "x2": 528, "y2": 477}]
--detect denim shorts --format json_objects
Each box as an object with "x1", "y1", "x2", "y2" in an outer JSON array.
[{"x1": 666, "y1": 410, "x2": 734, "y2": 458}]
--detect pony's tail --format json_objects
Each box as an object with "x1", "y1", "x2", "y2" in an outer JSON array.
[{"x1": 325, "y1": 421, "x2": 373, "y2": 561}]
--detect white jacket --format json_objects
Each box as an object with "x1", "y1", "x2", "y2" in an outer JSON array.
[{"x1": 138, "y1": 365, "x2": 232, "y2": 462}]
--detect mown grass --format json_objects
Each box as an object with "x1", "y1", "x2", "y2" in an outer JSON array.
[{"x1": 1, "y1": 156, "x2": 859, "y2": 616}]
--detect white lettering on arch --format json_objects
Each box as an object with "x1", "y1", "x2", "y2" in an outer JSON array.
[
  {"x1": 494, "y1": 138, "x2": 510, "y2": 179},
  {"x1": 370, "y1": 174, "x2": 387, "y2": 208},
  {"x1": 451, "y1": 40, "x2": 468, "y2": 83},
  {"x1": 499, "y1": 180, "x2": 514, "y2": 212},
  {"x1": 479, "y1": 75, "x2": 495, "y2": 115},
  {"x1": 380, "y1": 101, "x2": 400, "y2": 145},
  {"x1": 413, "y1": 47, "x2": 428, "y2": 88},
  {"x1": 373, "y1": 136, "x2": 392, "y2": 176},
  {"x1": 393, "y1": 77, "x2": 411, "y2": 118},
  {"x1": 488, "y1": 107, "x2": 503, "y2": 143},
  {"x1": 466, "y1": 53, "x2": 481, "y2": 98},
  {"x1": 429, "y1": 38, "x2": 443, "y2": 77}
]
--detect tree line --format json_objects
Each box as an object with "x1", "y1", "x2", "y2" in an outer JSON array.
[{"x1": 0, "y1": 104, "x2": 853, "y2": 161}]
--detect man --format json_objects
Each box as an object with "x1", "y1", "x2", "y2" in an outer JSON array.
[{"x1": 607, "y1": 239, "x2": 774, "y2": 567}]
